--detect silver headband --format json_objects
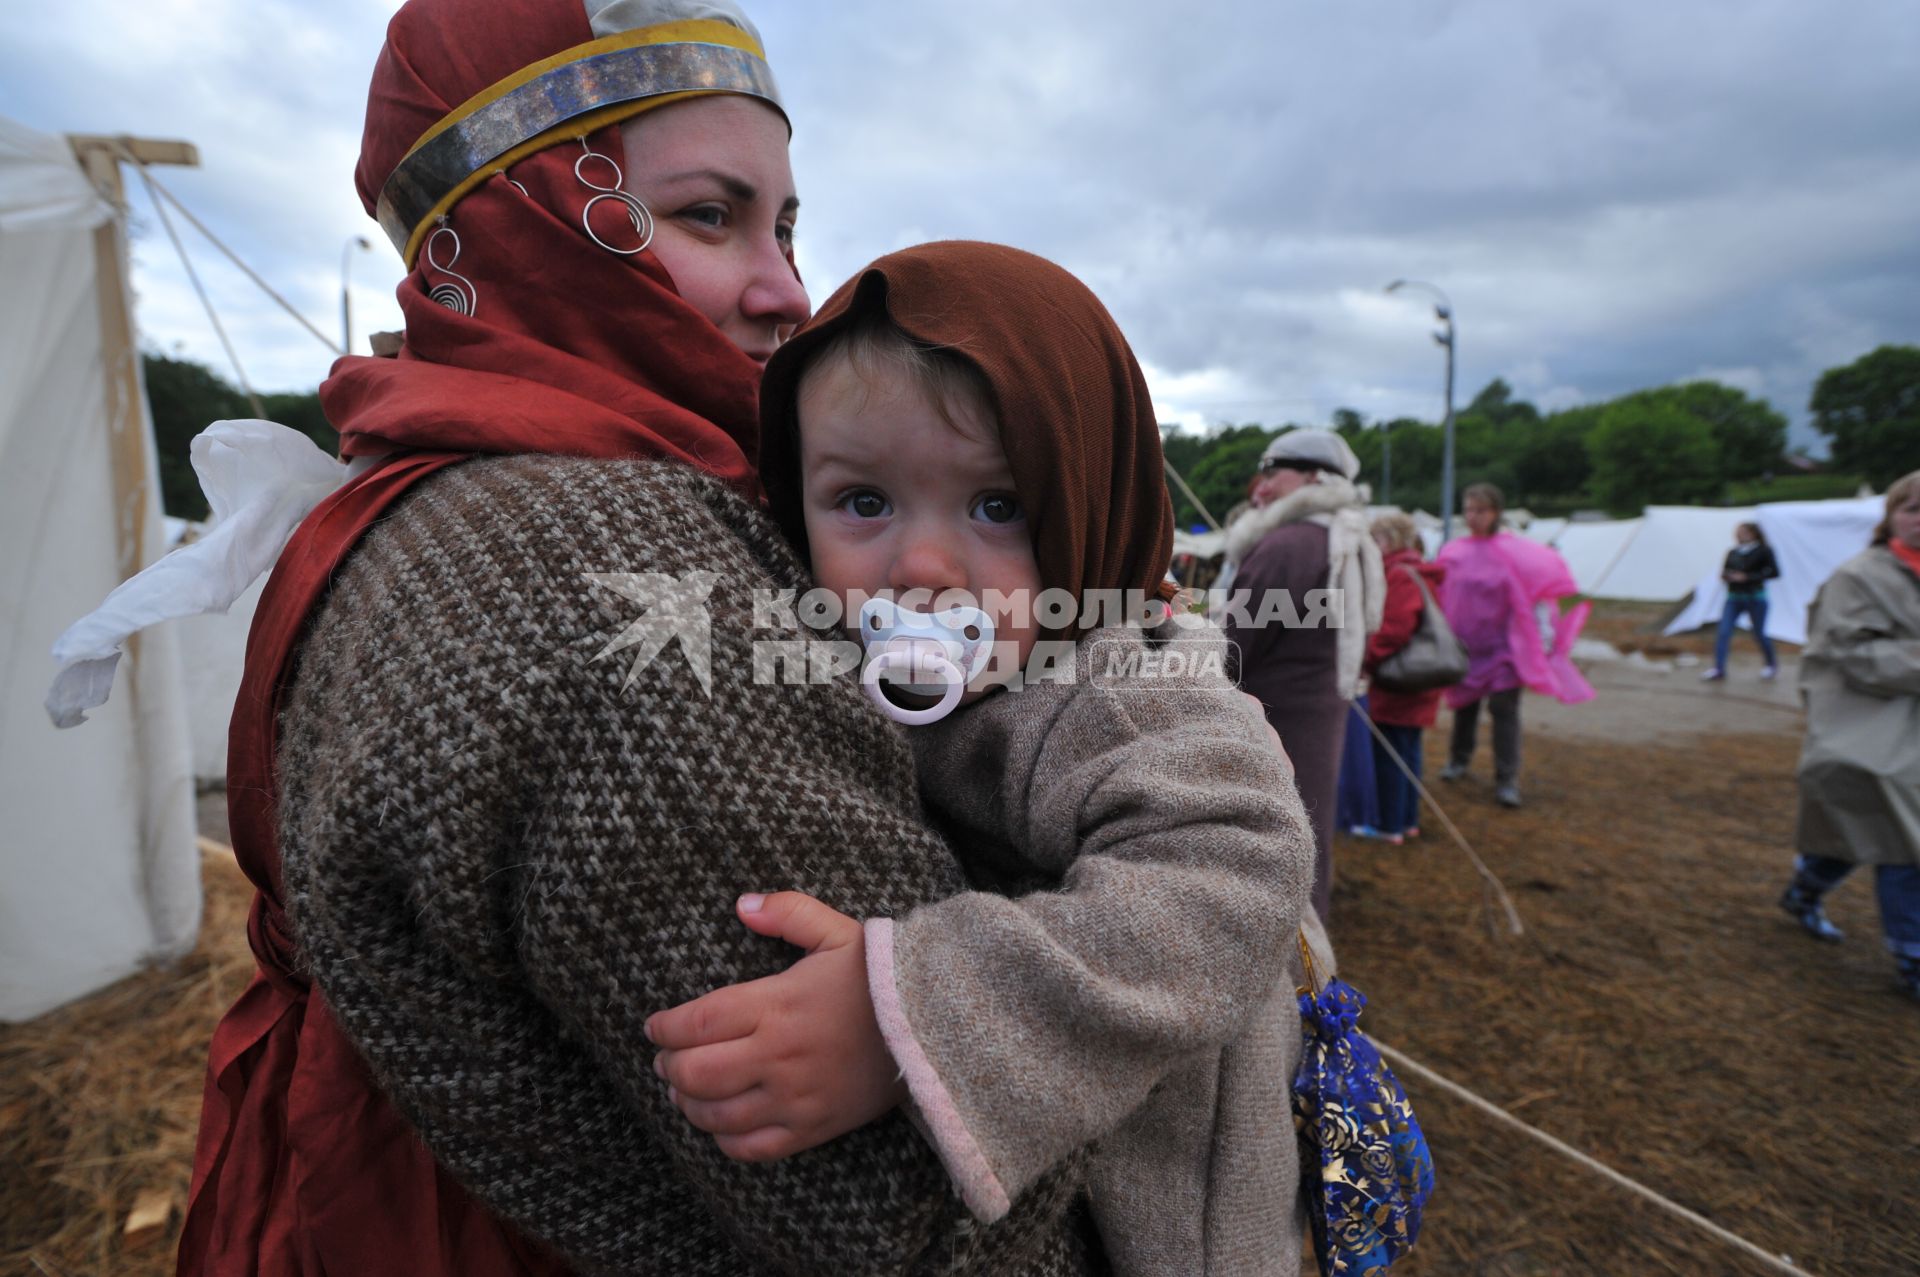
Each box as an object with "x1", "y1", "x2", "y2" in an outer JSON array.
[{"x1": 375, "y1": 39, "x2": 783, "y2": 260}]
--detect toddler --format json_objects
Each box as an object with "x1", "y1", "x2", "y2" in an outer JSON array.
[{"x1": 648, "y1": 242, "x2": 1330, "y2": 1274}]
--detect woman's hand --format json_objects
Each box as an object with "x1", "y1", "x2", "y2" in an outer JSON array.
[{"x1": 645, "y1": 893, "x2": 907, "y2": 1162}]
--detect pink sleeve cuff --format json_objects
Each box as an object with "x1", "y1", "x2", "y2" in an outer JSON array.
[{"x1": 864, "y1": 917, "x2": 1012, "y2": 1223}]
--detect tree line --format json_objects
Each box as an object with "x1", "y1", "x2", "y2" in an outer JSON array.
[
  {"x1": 1161, "y1": 344, "x2": 1918, "y2": 530},
  {"x1": 142, "y1": 344, "x2": 1918, "y2": 527}
]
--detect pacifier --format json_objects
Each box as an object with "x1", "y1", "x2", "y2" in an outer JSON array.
[{"x1": 857, "y1": 596, "x2": 997, "y2": 726}]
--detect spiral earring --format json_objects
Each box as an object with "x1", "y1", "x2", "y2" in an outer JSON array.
[
  {"x1": 575, "y1": 137, "x2": 654, "y2": 256},
  {"x1": 424, "y1": 221, "x2": 477, "y2": 317}
]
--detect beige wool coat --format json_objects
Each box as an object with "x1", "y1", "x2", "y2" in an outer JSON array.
[
  {"x1": 865, "y1": 619, "x2": 1332, "y2": 1275},
  {"x1": 1796, "y1": 544, "x2": 1920, "y2": 865}
]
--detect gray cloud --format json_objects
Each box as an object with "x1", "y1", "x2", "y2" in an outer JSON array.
[{"x1": 6, "y1": 0, "x2": 1916, "y2": 451}]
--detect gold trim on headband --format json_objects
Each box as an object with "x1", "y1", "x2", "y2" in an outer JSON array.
[{"x1": 376, "y1": 20, "x2": 784, "y2": 265}]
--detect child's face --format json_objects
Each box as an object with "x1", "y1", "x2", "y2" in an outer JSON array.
[{"x1": 797, "y1": 355, "x2": 1042, "y2": 697}]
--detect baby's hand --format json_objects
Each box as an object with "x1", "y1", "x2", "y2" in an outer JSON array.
[{"x1": 645, "y1": 892, "x2": 907, "y2": 1162}]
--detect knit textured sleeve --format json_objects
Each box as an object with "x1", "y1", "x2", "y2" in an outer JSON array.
[
  {"x1": 276, "y1": 455, "x2": 1085, "y2": 1276},
  {"x1": 871, "y1": 623, "x2": 1315, "y2": 1219}
]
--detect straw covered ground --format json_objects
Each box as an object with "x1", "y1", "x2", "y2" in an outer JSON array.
[{"x1": 5, "y1": 680, "x2": 1915, "y2": 1274}]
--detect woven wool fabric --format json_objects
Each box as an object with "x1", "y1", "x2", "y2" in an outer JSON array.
[
  {"x1": 278, "y1": 454, "x2": 1094, "y2": 1275},
  {"x1": 882, "y1": 621, "x2": 1321, "y2": 1274}
]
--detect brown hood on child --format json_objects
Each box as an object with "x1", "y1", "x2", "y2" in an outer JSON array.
[{"x1": 759, "y1": 240, "x2": 1175, "y2": 628}]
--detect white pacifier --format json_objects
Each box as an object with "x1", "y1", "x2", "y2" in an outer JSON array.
[{"x1": 858, "y1": 596, "x2": 997, "y2": 726}]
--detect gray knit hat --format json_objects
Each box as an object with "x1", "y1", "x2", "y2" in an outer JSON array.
[{"x1": 1258, "y1": 428, "x2": 1360, "y2": 481}]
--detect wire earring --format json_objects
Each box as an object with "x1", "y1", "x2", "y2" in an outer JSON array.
[
  {"x1": 424, "y1": 220, "x2": 477, "y2": 316},
  {"x1": 575, "y1": 137, "x2": 654, "y2": 256}
]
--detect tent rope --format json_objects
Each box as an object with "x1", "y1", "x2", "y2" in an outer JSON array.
[
  {"x1": 1355, "y1": 706, "x2": 1525, "y2": 936},
  {"x1": 137, "y1": 167, "x2": 266, "y2": 420},
  {"x1": 133, "y1": 161, "x2": 343, "y2": 359},
  {"x1": 1372, "y1": 1040, "x2": 1819, "y2": 1276},
  {"x1": 1164, "y1": 457, "x2": 1223, "y2": 532}
]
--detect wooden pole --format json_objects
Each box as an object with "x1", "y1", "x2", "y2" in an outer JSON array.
[{"x1": 64, "y1": 135, "x2": 198, "y2": 588}]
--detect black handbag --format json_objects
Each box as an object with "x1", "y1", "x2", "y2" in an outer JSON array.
[{"x1": 1372, "y1": 564, "x2": 1467, "y2": 693}]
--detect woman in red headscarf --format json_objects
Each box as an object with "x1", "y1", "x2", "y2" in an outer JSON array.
[{"x1": 166, "y1": 1, "x2": 1097, "y2": 1272}]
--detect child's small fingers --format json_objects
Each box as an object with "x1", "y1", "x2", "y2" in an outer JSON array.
[
  {"x1": 655, "y1": 1039, "x2": 768, "y2": 1101},
  {"x1": 676, "y1": 1088, "x2": 777, "y2": 1137},
  {"x1": 646, "y1": 984, "x2": 763, "y2": 1049},
  {"x1": 714, "y1": 1125, "x2": 805, "y2": 1163},
  {"x1": 735, "y1": 891, "x2": 861, "y2": 953}
]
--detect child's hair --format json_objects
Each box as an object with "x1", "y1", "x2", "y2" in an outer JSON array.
[
  {"x1": 1461, "y1": 481, "x2": 1505, "y2": 513},
  {"x1": 1371, "y1": 512, "x2": 1421, "y2": 554},
  {"x1": 1872, "y1": 470, "x2": 1920, "y2": 546},
  {"x1": 796, "y1": 308, "x2": 996, "y2": 440},
  {"x1": 1736, "y1": 521, "x2": 1767, "y2": 546}
]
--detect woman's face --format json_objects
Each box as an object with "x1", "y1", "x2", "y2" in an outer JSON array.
[
  {"x1": 1892, "y1": 491, "x2": 1920, "y2": 550},
  {"x1": 1736, "y1": 524, "x2": 1757, "y2": 545},
  {"x1": 1464, "y1": 496, "x2": 1499, "y2": 538},
  {"x1": 620, "y1": 95, "x2": 810, "y2": 362}
]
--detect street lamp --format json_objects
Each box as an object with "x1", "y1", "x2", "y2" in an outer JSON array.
[
  {"x1": 341, "y1": 235, "x2": 373, "y2": 356},
  {"x1": 1384, "y1": 279, "x2": 1456, "y2": 541}
]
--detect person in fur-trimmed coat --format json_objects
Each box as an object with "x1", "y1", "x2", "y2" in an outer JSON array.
[{"x1": 1219, "y1": 429, "x2": 1385, "y2": 922}]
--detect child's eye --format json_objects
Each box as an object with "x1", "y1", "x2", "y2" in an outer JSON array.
[
  {"x1": 839, "y1": 490, "x2": 891, "y2": 519},
  {"x1": 973, "y1": 493, "x2": 1024, "y2": 525}
]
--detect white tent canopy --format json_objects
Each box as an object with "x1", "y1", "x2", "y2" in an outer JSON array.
[
  {"x1": 1581, "y1": 505, "x2": 1758, "y2": 602},
  {"x1": 1550, "y1": 519, "x2": 1642, "y2": 595},
  {"x1": 171, "y1": 531, "x2": 262, "y2": 782},
  {"x1": 1, "y1": 118, "x2": 199, "y2": 1021},
  {"x1": 1665, "y1": 497, "x2": 1883, "y2": 646}
]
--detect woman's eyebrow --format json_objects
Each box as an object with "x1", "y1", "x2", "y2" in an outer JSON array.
[{"x1": 655, "y1": 168, "x2": 801, "y2": 213}]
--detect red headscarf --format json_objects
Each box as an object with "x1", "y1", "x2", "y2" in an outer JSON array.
[{"x1": 182, "y1": 3, "x2": 784, "y2": 1273}]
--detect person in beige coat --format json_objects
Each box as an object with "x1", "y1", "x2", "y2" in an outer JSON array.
[{"x1": 1780, "y1": 469, "x2": 1920, "y2": 1002}]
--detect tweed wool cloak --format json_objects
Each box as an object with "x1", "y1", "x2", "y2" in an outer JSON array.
[{"x1": 276, "y1": 455, "x2": 1096, "y2": 1274}]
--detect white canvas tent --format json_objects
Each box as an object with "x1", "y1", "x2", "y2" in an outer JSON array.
[
  {"x1": 1550, "y1": 518, "x2": 1642, "y2": 594},
  {"x1": 1, "y1": 119, "x2": 199, "y2": 1021},
  {"x1": 1580, "y1": 505, "x2": 1758, "y2": 602},
  {"x1": 175, "y1": 567, "x2": 261, "y2": 782},
  {"x1": 1664, "y1": 496, "x2": 1883, "y2": 646}
]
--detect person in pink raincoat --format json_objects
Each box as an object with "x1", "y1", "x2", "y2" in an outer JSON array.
[{"x1": 1435, "y1": 483, "x2": 1593, "y2": 807}]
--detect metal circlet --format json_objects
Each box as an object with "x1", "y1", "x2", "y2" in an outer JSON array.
[
  {"x1": 575, "y1": 138, "x2": 654, "y2": 256},
  {"x1": 424, "y1": 222, "x2": 477, "y2": 317}
]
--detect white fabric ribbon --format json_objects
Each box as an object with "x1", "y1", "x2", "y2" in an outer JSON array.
[{"x1": 46, "y1": 420, "x2": 360, "y2": 728}]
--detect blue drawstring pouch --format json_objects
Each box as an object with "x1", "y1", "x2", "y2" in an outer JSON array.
[{"x1": 1292, "y1": 934, "x2": 1434, "y2": 1275}]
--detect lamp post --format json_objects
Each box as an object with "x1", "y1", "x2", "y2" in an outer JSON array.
[
  {"x1": 340, "y1": 235, "x2": 372, "y2": 356},
  {"x1": 1384, "y1": 279, "x2": 1456, "y2": 541},
  {"x1": 1380, "y1": 421, "x2": 1392, "y2": 505}
]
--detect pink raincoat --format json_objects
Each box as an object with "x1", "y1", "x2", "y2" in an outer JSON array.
[{"x1": 1436, "y1": 531, "x2": 1594, "y2": 708}]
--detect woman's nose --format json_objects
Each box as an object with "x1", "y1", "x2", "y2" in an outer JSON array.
[{"x1": 743, "y1": 242, "x2": 810, "y2": 330}]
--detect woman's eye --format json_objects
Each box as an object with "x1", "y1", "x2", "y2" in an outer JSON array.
[
  {"x1": 681, "y1": 204, "x2": 726, "y2": 230},
  {"x1": 840, "y1": 490, "x2": 890, "y2": 519},
  {"x1": 973, "y1": 493, "x2": 1024, "y2": 525},
  {"x1": 776, "y1": 221, "x2": 796, "y2": 247}
]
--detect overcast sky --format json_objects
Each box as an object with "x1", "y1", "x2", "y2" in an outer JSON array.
[{"x1": 6, "y1": 0, "x2": 1917, "y2": 452}]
